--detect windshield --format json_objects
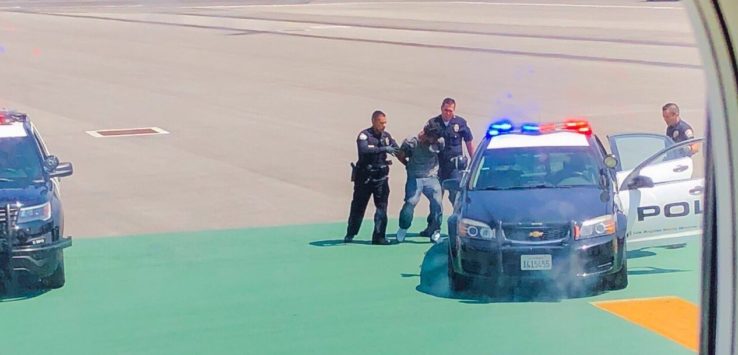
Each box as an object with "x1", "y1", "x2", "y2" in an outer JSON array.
[
  {"x1": 0, "y1": 137, "x2": 45, "y2": 185},
  {"x1": 471, "y1": 146, "x2": 602, "y2": 190}
]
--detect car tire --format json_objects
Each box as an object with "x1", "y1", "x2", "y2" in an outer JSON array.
[
  {"x1": 448, "y1": 252, "x2": 470, "y2": 292},
  {"x1": 603, "y1": 259, "x2": 628, "y2": 291},
  {"x1": 41, "y1": 255, "x2": 65, "y2": 289}
]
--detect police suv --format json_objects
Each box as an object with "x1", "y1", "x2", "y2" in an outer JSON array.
[
  {"x1": 0, "y1": 110, "x2": 73, "y2": 290},
  {"x1": 443, "y1": 119, "x2": 703, "y2": 295}
]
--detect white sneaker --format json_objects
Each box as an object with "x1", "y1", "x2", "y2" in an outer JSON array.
[
  {"x1": 396, "y1": 228, "x2": 407, "y2": 242},
  {"x1": 430, "y1": 231, "x2": 441, "y2": 244}
]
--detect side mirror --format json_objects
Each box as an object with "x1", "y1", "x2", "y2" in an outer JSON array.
[
  {"x1": 604, "y1": 155, "x2": 618, "y2": 169},
  {"x1": 626, "y1": 175, "x2": 654, "y2": 189},
  {"x1": 50, "y1": 162, "x2": 73, "y2": 178},
  {"x1": 442, "y1": 178, "x2": 461, "y2": 192},
  {"x1": 43, "y1": 156, "x2": 59, "y2": 172}
]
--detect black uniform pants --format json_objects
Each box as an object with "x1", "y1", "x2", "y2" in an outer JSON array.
[
  {"x1": 439, "y1": 164, "x2": 462, "y2": 204},
  {"x1": 346, "y1": 176, "x2": 390, "y2": 241}
]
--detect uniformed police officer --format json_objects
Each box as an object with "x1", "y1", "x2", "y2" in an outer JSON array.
[
  {"x1": 419, "y1": 98, "x2": 475, "y2": 237},
  {"x1": 663, "y1": 102, "x2": 699, "y2": 155},
  {"x1": 344, "y1": 110, "x2": 400, "y2": 245}
]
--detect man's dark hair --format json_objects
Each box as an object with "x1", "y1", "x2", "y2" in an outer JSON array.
[
  {"x1": 441, "y1": 98, "x2": 456, "y2": 107},
  {"x1": 662, "y1": 103, "x2": 680, "y2": 115},
  {"x1": 371, "y1": 110, "x2": 385, "y2": 120},
  {"x1": 423, "y1": 121, "x2": 443, "y2": 139}
]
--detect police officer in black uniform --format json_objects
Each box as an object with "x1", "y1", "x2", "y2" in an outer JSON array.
[
  {"x1": 344, "y1": 110, "x2": 400, "y2": 245},
  {"x1": 418, "y1": 98, "x2": 475, "y2": 237},
  {"x1": 663, "y1": 102, "x2": 699, "y2": 156}
]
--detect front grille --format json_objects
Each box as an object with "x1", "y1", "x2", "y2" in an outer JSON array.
[
  {"x1": 502, "y1": 224, "x2": 570, "y2": 242},
  {"x1": 0, "y1": 204, "x2": 20, "y2": 228},
  {"x1": 0, "y1": 205, "x2": 20, "y2": 246}
]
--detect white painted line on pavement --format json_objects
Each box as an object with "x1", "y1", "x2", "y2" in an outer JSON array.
[
  {"x1": 180, "y1": 1, "x2": 682, "y2": 10},
  {"x1": 309, "y1": 25, "x2": 351, "y2": 29}
]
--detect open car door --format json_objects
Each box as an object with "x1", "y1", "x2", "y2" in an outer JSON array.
[
  {"x1": 608, "y1": 133, "x2": 694, "y2": 187},
  {"x1": 611, "y1": 138, "x2": 704, "y2": 250}
]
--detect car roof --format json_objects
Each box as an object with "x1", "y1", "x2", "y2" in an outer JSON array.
[
  {"x1": 0, "y1": 122, "x2": 29, "y2": 139},
  {"x1": 486, "y1": 131, "x2": 591, "y2": 150}
]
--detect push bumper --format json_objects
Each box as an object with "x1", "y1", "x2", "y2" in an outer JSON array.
[{"x1": 9, "y1": 237, "x2": 71, "y2": 277}]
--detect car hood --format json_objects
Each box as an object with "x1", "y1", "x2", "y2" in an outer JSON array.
[
  {"x1": 464, "y1": 187, "x2": 612, "y2": 224},
  {"x1": 0, "y1": 184, "x2": 49, "y2": 207}
]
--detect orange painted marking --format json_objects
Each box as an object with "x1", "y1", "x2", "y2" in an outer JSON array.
[{"x1": 592, "y1": 296, "x2": 699, "y2": 352}]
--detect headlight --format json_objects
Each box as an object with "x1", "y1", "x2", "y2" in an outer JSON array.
[
  {"x1": 458, "y1": 218, "x2": 495, "y2": 239},
  {"x1": 17, "y1": 202, "x2": 51, "y2": 224},
  {"x1": 577, "y1": 215, "x2": 616, "y2": 240}
]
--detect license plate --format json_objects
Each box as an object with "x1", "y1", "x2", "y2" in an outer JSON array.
[{"x1": 521, "y1": 254, "x2": 552, "y2": 271}]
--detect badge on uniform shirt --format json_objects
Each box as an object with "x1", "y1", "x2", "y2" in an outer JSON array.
[
  {"x1": 673, "y1": 130, "x2": 679, "y2": 138},
  {"x1": 359, "y1": 133, "x2": 368, "y2": 140},
  {"x1": 453, "y1": 124, "x2": 459, "y2": 133},
  {"x1": 685, "y1": 129, "x2": 694, "y2": 138},
  {"x1": 383, "y1": 137, "x2": 389, "y2": 145}
]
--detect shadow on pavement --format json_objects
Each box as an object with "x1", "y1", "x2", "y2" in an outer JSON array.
[
  {"x1": 309, "y1": 239, "x2": 375, "y2": 247},
  {"x1": 0, "y1": 282, "x2": 49, "y2": 302},
  {"x1": 628, "y1": 266, "x2": 688, "y2": 275},
  {"x1": 627, "y1": 249, "x2": 658, "y2": 259},
  {"x1": 310, "y1": 233, "x2": 433, "y2": 247}
]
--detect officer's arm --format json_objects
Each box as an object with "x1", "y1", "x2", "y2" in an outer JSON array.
[
  {"x1": 684, "y1": 128, "x2": 699, "y2": 154},
  {"x1": 463, "y1": 125, "x2": 475, "y2": 157},
  {"x1": 357, "y1": 137, "x2": 383, "y2": 154},
  {"x1": 465, "y1": 140, "x2": 475, "y2": 158},
  {"x1": 689, "y1": 142, "x2": 700, "y2": 154},
  {"x1": 390, "y1": 136, "x2": 400, "y2": 150},
  {"x1": 397, "y1": 140, "x2": 413, "y2": 166},
  {"x1": 390, "y1": 137, "x2": 405, "y2": 164}
]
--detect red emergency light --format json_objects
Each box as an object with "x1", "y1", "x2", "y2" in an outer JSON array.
[
  {"x1": 0, "y1": 110, "x2": 27, "y2": 125},
  {"x1": 563, "y1": 118, "x2": 592, "y2": 135}
]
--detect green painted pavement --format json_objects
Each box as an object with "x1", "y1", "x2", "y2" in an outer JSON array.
[{"x1": 0, "y1": 222, "x2": 699, "y2": 354}]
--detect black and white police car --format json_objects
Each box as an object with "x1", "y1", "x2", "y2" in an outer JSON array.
[
  {"x1": 0, "y1": 110, "x2": 73, "y2": 290},
  {"x1": 443, "y1": 119, "x2": 703, "y2": 295}
]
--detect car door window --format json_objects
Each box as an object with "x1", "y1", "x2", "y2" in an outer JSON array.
[
  {"x1": 622, "y1": 138, "x2": 704, "y2": 189},
  {"x1": 608, "y1": 133, "x2": 674, "y2": 172}
]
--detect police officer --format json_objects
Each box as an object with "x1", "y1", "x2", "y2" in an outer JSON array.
[
  {"x1": 419, "y1": 98, "x2": 475, "y2": 237},
  {"x1": 663, "y1": 102, "x2": 699, "y2": 155},
  {"x1": 344, "y1": 110, "x2": 400, "y2": 245}
]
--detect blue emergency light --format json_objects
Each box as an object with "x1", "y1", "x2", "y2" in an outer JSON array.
[
  {"x1": 521, "y1": 123, "x2": 540, "y2": 133},
  {"x1": 487, "y1": 119, "x2": 514, "y2": 137}
]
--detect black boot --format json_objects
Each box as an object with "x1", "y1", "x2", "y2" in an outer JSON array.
[{"x1": 372, "y1": 238, "x2": 391, "y2": 245}]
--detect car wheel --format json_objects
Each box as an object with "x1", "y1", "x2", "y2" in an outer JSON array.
[
  {"x1": 603, "y1": 259, "x2": 628, "y2": 291},
  {"x1": 41, "y1": 255, "x2": 65, "y2": 289},
  {"x1": 448, "y1": 252, "x2": 470, "y2": 292}
]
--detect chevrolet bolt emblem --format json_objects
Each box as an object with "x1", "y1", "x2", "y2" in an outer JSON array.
[{"x1": 529, "y1": 231, "x2": 544, "y2": 238}]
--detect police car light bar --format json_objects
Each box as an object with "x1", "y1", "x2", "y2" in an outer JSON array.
[
  {"x1": 486, "y1": 118, "x2": 592, "y2": 137},
  {"x1": 0, "y1": 110, "x2": 28, "y2": 125}
]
